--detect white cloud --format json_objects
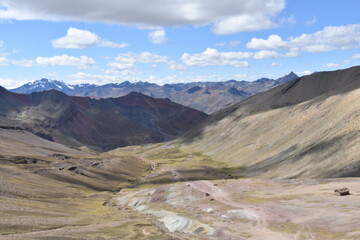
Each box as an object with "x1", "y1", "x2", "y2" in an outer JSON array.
[
  {"x1": 287, "y1": 15, "x2": 296, "y2": 25},
  {"x1": 247, "y1": 34, "x2": 287, "y2": 49},
  {"x1": 133, "y1": 52, "x2": 169, "y2": 63},
  {"x1": 253, "y1": 50, "x2": 282, "y2": 59},
  {"x1": 235, "y1": 73, "x2": 272, "y2": 81},
  {"x1": 246, "y1": 24, "x2": 360, "y2": 53},
  {"x1": 52, "y1": 27, "x2": 127, "y2": 49},
  {"x1": 0, "y1": 49, "x2": 17, "y2": 58},
  {"x1": 36, "y1": 55, "x2": 96, "y2": 69},
  {"x1": 296, "y1": 70, "x2": 313, "y2": 76},
  {"x1": 0, "y1": 77, "x2": 29, "y2": 89},
  {"x1": 68, "y1": 72, "x2": 181, "y2": 86},
  {"x1": 181, "y1": 47, "x2": 295, "y2": 66},
  {"x1": 343, "y1": 53, "x2": 360, "y2": 65},
  {"x1": 103, "y1": 69, "x2": 141, "y2": 76},
  {"x1": 109, "y1": 52, "x2": 170, "y2": 70},
  {"x1": 181, "y1": 48, "x2": 250, "y2": 67},
  {"x1": 212, "y1": 3, "x2": 284, "y2": 35},
  {"x1": 285, "y1": 50, "x2": 300, "y2": 57},
  {"x1": 11, "y1": 59, "x2": 34, "y2": 67},
  {"x1": 306, "y1": 16, "x2": 317, "y2": 25},
  {"x1": 108, "y1": 62, "x2": 134, "y2": 70},
  {"x1": 100, "y1": 40, "x2": 128, "y2": 48},
  {"x1": 228, "y1": 41, "x2": 240, "y2": 47},
  {"x1": 215, "y1": 42, "x2": 226, "y2": 47},
  {"x1": 271, "y1": 62, "x2": 282, "y2": 67},
  {"x1": 167, "y1": 61, "x2": 187, "y2": 70},
  {"x1": 0, "y1": 0, "x2": 285, "y2": 35},
  {"x1": 47, "y1": 72, "x2": 58, "y2": 77},
  {"x1": 235, "y1": 74, "x2": 248, "y2": 79},
  {"x1": 0, "y1": 57, "x2": 9, "y2": 66},
  {"x1": 323, "y1": 63, "x2": 340, "y2": 68},
  {"x1": 146, "y1": 74, "x2": 228, "y2": 85},
  {"x1": 148, "y1": 29, "x2": 168, "y2": 44},
  {"x1": 68, "y1": 71, "x2": 142, "y2": 86},
  {"x1": 68, "y1": 72, "x2": 121, "y2": 85},
  {"x1": 52, "y1": 27, "x2": 98, "y2": 49},
  {"x1": 215, "y1": 41, "x2": 240, "y2": 47},
  {"x1": 139, "y1": 75, "x2": 180, "y2": 85},
  {"x1": 0, "y1": 55, "x2": 95, "y2": 68}
]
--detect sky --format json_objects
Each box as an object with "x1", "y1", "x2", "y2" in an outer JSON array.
[{"x1": 0, "y1": 0, "x2": 359, "y2": 89}]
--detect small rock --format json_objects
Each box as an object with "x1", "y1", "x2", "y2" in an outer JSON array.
[
  {"x1": 193, "y1": 227, "x2": 205, "y2": 234},
  {"x1": 334, "y1": 188, "x2": 350, "y2": 196},
  {"x1": 205, "y1": 193, "x2": 210, "y2": 196},
  {"x1": 91, "y1": 162, "x2": 100, "y2": 167},
  {"x1": 68, "y1": 166, "x2": 77, "y2": 171}
]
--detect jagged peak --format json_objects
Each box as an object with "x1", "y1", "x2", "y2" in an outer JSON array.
[
  {"x1": 287, "y1": 71, "x2": 298, "y2": 77},
  {"x1": 30, "y1": 78, "x2": 64, "y2": 85}
]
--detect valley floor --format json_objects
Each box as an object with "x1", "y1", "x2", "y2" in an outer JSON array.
[
  {"x1": 114, "y1": 178, "x2": 360, "y2": 240},
  {"x1": 1, "y1": 131, "x2": 360, "y2": 240},
  {"x1": 2, "y1": 175, "x2": 360, "y2": 240}
]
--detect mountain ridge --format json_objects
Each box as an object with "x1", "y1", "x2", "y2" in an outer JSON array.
[
  {"x1": 10, "y1": 72, "x2": 299, "y2": 114},
  {"x1": 0, "y1": 88, "x2": 208, "y2": 151}
]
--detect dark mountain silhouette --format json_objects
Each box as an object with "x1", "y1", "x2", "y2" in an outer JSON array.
[{"x1": 0, "y1": 88, "x2": 207, "y2": 151}]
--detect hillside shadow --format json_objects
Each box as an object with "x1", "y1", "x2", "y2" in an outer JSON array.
[{"x1": 179, "y1": 66, "x2": 360, "y2": 144}]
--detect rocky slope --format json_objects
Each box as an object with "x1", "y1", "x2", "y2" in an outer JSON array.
[
  {"x1": 10, "y1": 72, "x2": 298, "y2": 114},
  {"x1": 179, "y1": 66, "x2": 360, "y2": 178},
  {"x1": 0, "y1": 128, "x2": 171, "y2": 239},
  {"x1": 0, "y1": 87, "x2": 208, "y2": 151}
]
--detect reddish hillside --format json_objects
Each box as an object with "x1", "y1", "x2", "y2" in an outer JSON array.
[{"x1": 0, "y1": 88, "x2": 208, "y2": 151}]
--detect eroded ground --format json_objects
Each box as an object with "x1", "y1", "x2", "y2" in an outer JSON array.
[
  {"x1": 1, "y1": 130, "x2": 360, "y2": 239},
  {"x1": 113, "y1": 178, "x2": 360, "y2": 240}
]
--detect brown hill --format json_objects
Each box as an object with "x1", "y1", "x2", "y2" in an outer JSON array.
[
  {"x1": 179, "y1": 66, "x2": 360, "y2": 178},
  {"x1": 0, "y1": 88, "x2": 208, "y2": 151}
]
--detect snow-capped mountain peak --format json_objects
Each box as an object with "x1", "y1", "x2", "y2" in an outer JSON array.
[{"x1": 12, "y1": 78, "x2": 76, "y2": 94}]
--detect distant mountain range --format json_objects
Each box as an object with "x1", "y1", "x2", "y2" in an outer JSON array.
[
  {"x1": 10, "y1": 72, "x2": 298, "y2": 114},
  {"x1": 0, "y1": 88, "x2": 207, "y2": 151}
]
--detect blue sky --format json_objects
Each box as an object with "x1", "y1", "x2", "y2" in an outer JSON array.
[{"x1": 0, "y1": 0, "x2": 359, "y2": 88}]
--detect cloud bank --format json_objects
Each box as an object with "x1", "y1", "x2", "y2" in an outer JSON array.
[
  {"x1": 246, "y1": 24, "x2": 360, "y2": 53},
  {"x1": 0, "y1": 0, "x2": 285, "y2": 34}
]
